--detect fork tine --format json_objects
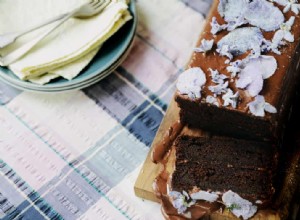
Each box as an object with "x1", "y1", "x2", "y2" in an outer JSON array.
[
  {"x1": 90, "y1": 0, "x2": 101, "y2": 7},
  {"x1": 92, "y1": 0, "x2": 105, "y2": 7},
  {"x1": 90, "y1": 0, "x2": 104, "y2": 8},
  {"x1": 93, "y1": 0, "x2": 110, "y2": 11}
]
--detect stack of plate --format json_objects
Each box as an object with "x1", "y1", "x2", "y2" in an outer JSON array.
[{"x1": 0, "y1": 1, "x2": 137, "y2": 92}]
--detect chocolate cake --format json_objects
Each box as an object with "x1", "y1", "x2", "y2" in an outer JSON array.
[
  {"x1": 175, "y1": 0, "x2": 300, "y2": 141},
  {"x1": 148, "y1": 0, "x2": 300, "y2": 219},
  {"x1": 171, "y1": 136, "x2": 277, "y2": 206},
  {"x1": 152, "y1": 134, "x2": 279, "y2": 219}
]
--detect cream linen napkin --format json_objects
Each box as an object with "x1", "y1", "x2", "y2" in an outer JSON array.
[
  {"x1": 29, "y1": 47, "x2": 100, "y2": 85},
  {"x1": 0, "y1": 0, "x2": 131, "y2": 82}
]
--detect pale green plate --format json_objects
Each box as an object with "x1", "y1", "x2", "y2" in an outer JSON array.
[
  {"x1": 0, "y1": 39, "x2": 134, "y2": 92},
  {"x1": 0, "y1": 1, "x2": 137, "y2": 91}
]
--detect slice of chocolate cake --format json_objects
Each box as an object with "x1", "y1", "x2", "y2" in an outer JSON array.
[
  {"x1": 161, "y1": 135, "x2": 278, "y2": 219},
  {"x1": 171, "y1": 136, "x2": 276, "y2": 204},
  {"x1": 175, "y1": 0, "x2": 300, "y2": 141}
]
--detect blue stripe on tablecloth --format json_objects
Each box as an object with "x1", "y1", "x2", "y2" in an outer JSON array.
[
  {"x1": 0, "y1": 177, "x2": 27, "y2": 219},
  {"x1": 36, "y1": 166, "x2": 102, "y2": 220},
  {"x1": 0, "y1": 160, "x2": 62, "y2": 220},
  {"x1": 76, "y1": 125, "x2": 148, "y2": 189},
  {"x1": 3, "y1": 206, "x2": 46, "y2": 220},
  {"x1": 160, "y1": 83, "x2": 177, "y2": 104},
  {"x1": 83, "y1": 73, "x2": 146, "y2": 122},
  {"x1": 35, "y1": 162, "x2": 132, "y2": 220},
  {"x1": 116, "y1": 67, "x2": 168, "y2": 111},
  {"x1": 156, "y1": 69, "x2": 182, "y2": 92},
  {"x1": 122, "y1": 101, "x2": 164, "y2": 146},
  {"x1": 83, "y1": 70, "x2": 168, "y2": 121},
  {"x1": 3, "y1": 106, "x2": 132, "y2": 220},
  {"x1": 84, "y1": 65, "x2": 172, "y2": 147}
]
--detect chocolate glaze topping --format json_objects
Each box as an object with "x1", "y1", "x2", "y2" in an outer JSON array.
[
  {"x1": 185, "y1": 1, "x2": 300, "y2": 118},
  {"x1": 151, "y1": 120, "x2": 184, "y2": 163}
]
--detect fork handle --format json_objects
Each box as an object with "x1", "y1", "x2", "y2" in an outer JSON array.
[{"x1": 1, "y1": 7, "x2": 80, "y2": 66}]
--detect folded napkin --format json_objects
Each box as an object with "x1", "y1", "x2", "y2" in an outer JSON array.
[
  {"x1": 29, "y1": 47, "x2": 100, "y2": 85},
  {"x1": 0, "y1": 0, "x2": 131, "y2": 83}
]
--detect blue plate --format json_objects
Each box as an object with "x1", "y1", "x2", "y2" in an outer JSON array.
[
  {"x1": 0, "y1": 1, "x2": 137, "y2": 90},
  {"x1": 0, "y1": 38, "x2": 134, "y2": 92}
]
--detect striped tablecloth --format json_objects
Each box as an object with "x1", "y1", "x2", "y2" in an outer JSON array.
[{"x1": 0, "y1": 0, "x2": 211, "y2": 219}]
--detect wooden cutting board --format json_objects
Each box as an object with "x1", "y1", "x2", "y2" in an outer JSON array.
[
  {"x1": 134, "y1": 97, "x2": 180, "y2": 203},
  {"x1": 134, "y1": 98, "x2": 300, "y2": 219}
]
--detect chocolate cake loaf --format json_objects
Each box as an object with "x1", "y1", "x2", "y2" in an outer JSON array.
[
  {"x1": 154, "y1": 135, "x2": 278, "y2": 219},
  {"x1": 175, "y1": 0, "x2": 300, "y2": 141},
  {"x1": 148, "y1": 0, "x2": 300, "y2": 219}
]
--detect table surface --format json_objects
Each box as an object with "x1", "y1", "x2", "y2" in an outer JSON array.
[{"x1": 0, "y1": 0, "x2": 212, "y2": 219}]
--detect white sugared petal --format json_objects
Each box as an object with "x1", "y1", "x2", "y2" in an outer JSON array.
[
  {"x1": 264, "y1": 103, "x2": 277, "y2": 113},
  {"x1": 222, "y1": 190, "x2": 257, "y2": 220},
  {"x1": 245, "y1": 0, "x2": 284, "y2": 32},
  {"x1": 206, "y1": 95, "x2": 220, "y2": 107},
  {"x1": 222, "y1": 89, "x2": 239, "y2": 108},
  {"x1": 190, "y1": 191, "x2": 219, "y2": 203},
  {"x1": 248, "y1": 95, "x2": 277, "y2": 117},
  {"x1": 195, "y1": 39, "x2": 214, "y2": 53},
  {"x1": 236, "y1": 55, "x2": 277, "y2": 97},
  {"x1": 217, "y1": 27, "x2": 263, "y2": 57},
  {"x1": 177, "y1": 67, "x2": 206, "y2": 100},
  {"x1": 218, "y1": 0, "x2": 248, "y2": 22},
  {"x1": 209, "y1": 81, "x2": 229, "y2": 96},
  {"x1": 236, "y1": 64, "x2": 263, "y2": 97}
]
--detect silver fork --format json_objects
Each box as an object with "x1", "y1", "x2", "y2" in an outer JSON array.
[{"x1": 0, "y1": 0, "x2": 111, "y2": 66}]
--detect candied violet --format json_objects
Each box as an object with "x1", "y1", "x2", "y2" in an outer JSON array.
[
  {"x1": 222, "y1": 190, "x2": 257, "y2": 220},
  {"x1": 218, "y1": 0, "x2": 248, "y2": 23},
  {"x1": 227, "y1": 60, "x2": 243, "y2": 77},
  {"x1": 216, "y1": 45, "x2": 233, "y2": 60},
  {"x1": 217, "y1": 27, "x2": 263, "y2": 57},
  {"x1": 218, "y1": 0, "x2": 284, "y2": 32},
  {"x1": 261, "y1": 38, "x2": 283, "y2": 55},
  {"x1": 248, "y1": 95, "x2": 277, "y2": 117},
  {"x1": 236, "y1": 66, "x2": 264, "y2": 97},
  {"x1": 222, "y1": 89, "x2": 239, "y2": 108},
  {"x1": 168, "y1": 191, "x2": 195, "y2": 214},
  {"x1": 262, "y1": 16, "x2": 295, "y2": 54},
  {"x1": 239, "y1": 55, "x2": 277, "y2": 80},
  {"x1": 226, "y1": 16, "x2": 248, "y2": 31},
  {"x1": 176, "y1": 67, "x2": 207, "y2": 99},
  {"x1": 209, "y1": 81, "x2": 229, "y2": 96},
  {"x1": 277, "y1": 16, "x2": 295, "y2": 42},
  {"x1": 245, "y1": 0, "x2": 284, "y2": 32},
  {"x1": 274, "y1": 0, "x2": 300, "y2": 14},
  {"x1": 258, "y1": 56, "x2": 278, "y2": 79},
  {"x1": 206, "y1": 95, "x2": 220, "y2": 106},
  {"x1": 236, "y1": 55, "x2": 277, "y2": 96},
  {"x1": 209, "y1": 68, "x2": 227, "y2": 84},
  {"x1": 210, "y1": 17, "x2": 227, "y2": 35},
  {"x1": 190, "y1": 191, "x2": 219, "y2": 203},
  {"x1": 194, "y1": 39, "x2": 214, "y2": 53}
]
